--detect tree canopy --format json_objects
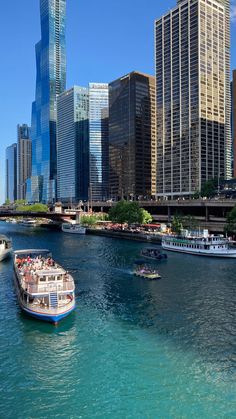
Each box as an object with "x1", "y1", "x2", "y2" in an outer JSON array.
[
  {"x1": 15, "y1": 203, "x2": 48, "y2": 212},
  {"x1": 109, "y1": 200, "x2": 152, "y2": 225},
  {"x1": 225, "y1": 206, "x2": 236, "y2": 234},
  {"x1": 200, "y1": 179, "x2": 217, "y2": 198}
]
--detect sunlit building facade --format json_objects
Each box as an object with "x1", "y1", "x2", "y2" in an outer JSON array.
[
  {"x1": 29, "y1": 0, "x2": 66, "y2": 203},
  {"x1": 57, "y1": 86, "x2": 89, "y2": 203},
  {"x1": 17, "y1": 124, "x2": 31, "y2": 200},
  {"x1": 232, "y1": 71, "x2": 236, "y2": 177},
  {"x1": 89, "y1": 83, "x2": 109, "y2": 201},
  {"x1": 156, "y1": 0, "x2": 230, "y2": 198},
  {"x1": 5, "y1": 143, "x2": 17, "y2": 202},
  {"x1": 109, "y1": 71, "x2": 156, "y2": 200}
]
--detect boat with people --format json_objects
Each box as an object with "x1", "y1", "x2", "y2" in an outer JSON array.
[
  {"x1": 162, "y1": 229, "x2": 236, "y2": 258},
  {"x1": 62, "y1": 223, "x2": 86, "y2": 235},
  {"x1": 13, "y1": 249, "x2": 76, "y2": 323},
  {"x1": 0, "y1": 235, "x2": 12, "y2": 261},
  {"x1": 141, "y1": 248, "x2": 167, "y2": 260},
  {"x1": 134, "y1": 264, "x2": 161, "y2": 280}
]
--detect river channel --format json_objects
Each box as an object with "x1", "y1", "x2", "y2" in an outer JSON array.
[{"x1": 0, "y1": 222, "x2": 235, "y2": 418}]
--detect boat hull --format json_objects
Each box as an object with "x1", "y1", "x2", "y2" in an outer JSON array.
[
  {"x1": 21, "y1": 304, "x2": 75, "y2": 324},
  {"x1": 0, "y1": 248, "x2": 12, "y2": 262},
  {"x1": 162, "y1": 245, "x2": 236, "y2": 258}
]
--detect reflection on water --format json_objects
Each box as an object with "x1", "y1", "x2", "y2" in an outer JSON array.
[{"x1": 0, "y1": 222, "x2": 236, "y2": 418}]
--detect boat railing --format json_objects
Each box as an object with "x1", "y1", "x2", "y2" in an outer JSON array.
[
  {"x1": 19, "y1": 278, "x2": 75, "y2": 294},
  {"x1": 163, "y1": 236, "x2": 227, "y2": 245}
]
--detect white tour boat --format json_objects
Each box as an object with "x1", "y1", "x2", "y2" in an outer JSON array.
[
  {"x1": 162, "y1": 230, "x2": 236, "y2": 258},
  {"x1": 62, "y1": 223, "x2": 86, "y2": 235},
  {"x1": 0, "y1": 235, "x2": 12, "y2": 261},
  {"x1": 13, "y1": 249, "x2": 76, "y2": 323}
]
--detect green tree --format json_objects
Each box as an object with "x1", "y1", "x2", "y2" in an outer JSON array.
[
  {"x1": 225, "y1": 206, "x2": 236, "y2": 234},
  {"x1": 171, "y1": 215, "x2": 183, "y2": 235},
  {"x1": 109, "y1": 200, "x2": 152, "y2": 225},
  {"x1": 192, "y1": 191, "x2": 200, "y2": 199},
  {"x1": 4, "y1": 198, "x2": 11, "y2": 205},
  {"x1": 14, "y1": 199, "x2": 26, "y2": 206},
  {"x1": 80, "y1": 215, "x2": 98, "y2": 226},
  {"x1": 201, "y1": 179, "x2": 217, "y2": 198},
  {"x1": 16, "y1": 203, "x2": 48, "y2": 212},
  {"x1": 140, "y1": 208, "x2": 152, "y2": 224}
]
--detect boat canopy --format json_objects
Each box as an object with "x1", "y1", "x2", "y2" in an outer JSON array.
[
  {"x1": 35, "y1": 269, "x2": 66, "y2": 276},
  {"x1": 14, "y1": 249, "x2": 51, "y2": 256}
]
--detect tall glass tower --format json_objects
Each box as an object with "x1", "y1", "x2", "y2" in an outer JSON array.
[
  {"x1": 57, "y1": 86, "x2": 89, "y2": 203},
  {"x1": 89, "y1": 83, "x2": 109, "y2": 201},
  {"x1": 29, "y1": 0, "x2": 66, "y2": 203}
]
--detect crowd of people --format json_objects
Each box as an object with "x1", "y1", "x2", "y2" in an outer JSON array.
[{"x1": 16, "y1": 255, "x2": 57, "y2": 279}]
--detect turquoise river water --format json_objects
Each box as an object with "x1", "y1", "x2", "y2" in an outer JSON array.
[{"x1": 0, "y1": 222, "x2": 235, "y2": 418}]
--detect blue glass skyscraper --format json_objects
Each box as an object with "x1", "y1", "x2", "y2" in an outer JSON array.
[
  {"x1": 29, "y1": 0, "x2": 66, "y2": 203},
  {"x1": 89, "y1": 83, "x2": 109, "y2": 201}
]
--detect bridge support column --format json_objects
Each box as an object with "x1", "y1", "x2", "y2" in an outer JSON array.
[
  {"x1": 168, "y1": 206, "x2": 171, "y2": 223},
  {"x1": 205, "y1": 206, "x2": 209, "y2": 222}
]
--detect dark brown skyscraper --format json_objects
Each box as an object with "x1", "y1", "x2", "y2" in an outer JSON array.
[{"x1": 109, "y1": 71, "x2": 156, "y2": 200}]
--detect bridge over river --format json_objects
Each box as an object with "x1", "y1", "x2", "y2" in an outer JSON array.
[{"x1": 1, "y1": 198, "x2": 236, "y2": 232}]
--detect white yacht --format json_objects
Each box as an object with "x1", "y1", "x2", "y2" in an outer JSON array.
[
  {"x1": 162, "y1": 230, "x2": 236, "y2": 258},
  {"x1": 13, "y1": 249, "x2": 75, "y2": 323},
  {"x1": 62, "y1": 223, "x2": 86, "y2": 235},
  {"x1": 0, "y1": 235, "x2": 12, "y2": 261}
]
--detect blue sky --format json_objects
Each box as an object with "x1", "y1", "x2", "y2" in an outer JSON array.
[{"x1": 0, "y1": 0, "x2": 235, "y2": 203}]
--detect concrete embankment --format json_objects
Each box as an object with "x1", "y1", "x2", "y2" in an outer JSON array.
[{"x1": 87, "y1": 228, "x2": 162, "y2": 244}]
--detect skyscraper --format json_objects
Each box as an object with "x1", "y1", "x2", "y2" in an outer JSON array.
[
  {"x1": 5, "y1": 143, "x2": 17, "y2": 202},
  {"x1": 29, "y1": 0, "x2": 66, "y2": 203},
  {"x1": 57, "y1": 86, "x2": 89, "y2": 203},
  {"x1": 109, "y1": 71, "x2": 156, "y2": 200},
  {"x1": 17, "y1": 124, "x2": 31, "y2": 200},
  {"x1": 233, "y1": 70, "x2": 236, "y2": 177},
  {"x1": 89, "y1": 83, "x2": 109, "y2": 201},
  {"x1": 156, "y1": 0, "x2": 230, "y2": 198},
  {"x1": 177, "y1": 0, "x2": 231, "y2": 179}
]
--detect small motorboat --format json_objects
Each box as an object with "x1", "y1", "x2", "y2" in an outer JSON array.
[
  {"x1": 134, "y1": 264, "x2": 161, "y2": 280},
  {"x1": 141, "y1": 248, "x2": 167, "y2": 260}
]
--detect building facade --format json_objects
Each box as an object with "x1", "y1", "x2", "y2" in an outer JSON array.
[
  {"x1": 17, "y1": 124, "x2": 31, "y2": 200},
  {"x1": 5, "y1": 143, "x2": 17, "y2": 202},
  {"x1": 89, "y1": 83, "x2": 109, "y2": 201},
  {"x1": 57, "y1": 86, "x2": 89, "y2": 203},
  {"x1": 177, "y1": 0, "x2": 231, "y2": 179},
  {"x1": 233, "y1": 70, "x2": 236, "y2": 178},
  {"x1": 29, "y1": 0, "x2": 66, "y2": 203},
  {"x1": 109, "y1": 71, "x2": 156, "y2": 200},
  {"x1": 156, "y1": 0, "x2": 231, "y2": 198}
]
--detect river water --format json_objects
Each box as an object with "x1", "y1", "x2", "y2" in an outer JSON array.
[{"x1": 0, "y1": 222, "x2": 235, "y2": 418}]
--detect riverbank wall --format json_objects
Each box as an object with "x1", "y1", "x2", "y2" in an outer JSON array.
[{"x1": 87, "y1": 228, "x2": 162, "y2": 244}]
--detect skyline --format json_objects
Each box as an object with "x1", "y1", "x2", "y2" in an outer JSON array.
[{"x1": 0, "y1": 0, "x2": 236, "y2": 203}]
